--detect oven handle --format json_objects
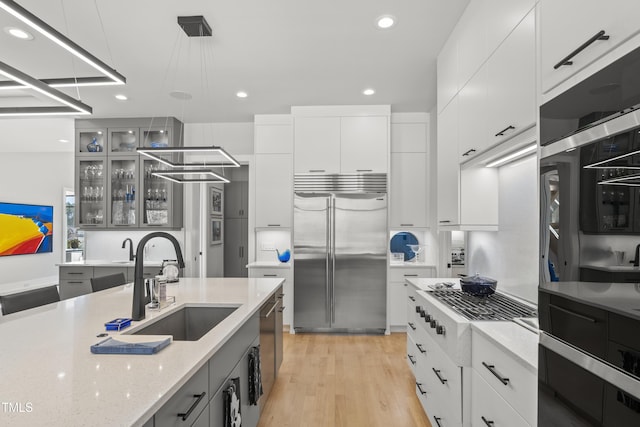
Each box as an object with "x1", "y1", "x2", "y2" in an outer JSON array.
[{"x1": 540, "y1": 332, "x2": 640, "y2": 399}]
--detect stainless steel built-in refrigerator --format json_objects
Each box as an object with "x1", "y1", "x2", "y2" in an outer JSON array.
[{"x1": 293, "y1": 174, "x2": 387, "y2": 333}]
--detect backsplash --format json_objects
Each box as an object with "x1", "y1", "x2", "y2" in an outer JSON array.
[
  {"x1": 84, "y1": 230, "x2": 185, "y2": 262},
  {"x1": 255, "y1": 230, "x2": 291, "y2": 263}
]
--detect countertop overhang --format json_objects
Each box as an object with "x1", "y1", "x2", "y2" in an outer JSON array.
[{"x1": 0, "y1": 277, "x2": 283, "y2": 426}]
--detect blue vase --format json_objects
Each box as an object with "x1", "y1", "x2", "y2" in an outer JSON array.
[{"x1": 276, "y1": 249, "x2": 291, "y2": 263}]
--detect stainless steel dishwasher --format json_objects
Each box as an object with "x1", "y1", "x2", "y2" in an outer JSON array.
[{"x1": 260, "y1": 294, "x2": 277, "y2": 402}]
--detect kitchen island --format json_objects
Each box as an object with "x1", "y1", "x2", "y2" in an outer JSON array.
[{"x1": 0, "y1": 277, "x2": 283, "y2": 426}]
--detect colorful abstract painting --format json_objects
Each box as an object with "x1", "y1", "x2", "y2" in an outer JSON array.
[{"x1": 0, "y1": 202, "x2": 53, "y2": 256}]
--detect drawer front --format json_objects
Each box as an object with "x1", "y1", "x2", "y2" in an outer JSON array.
[
  {"x1": 421, "y1": 383, "x2": 463, "y2": 427},
  {"x1": 209, "y1": 312, "x2": 259, "y2": 396},
  {"x1": 59, "y1": 279, "x2": 92, "y2": 299},
  {"x1": 248, "y1": 267, "x2": 288, "y2": 279},
  {"x1": 407, "y1": 333, "x2": 418, "y2": 376},
  {"x1": 472, "y1": 369, "x2": 530, "y2": 427},
  {"x1": 419, "y1": 332, "x2": 463, "y2": 423},
  {"x1": 389, "y1": 267, "x2": 434, "y2": 283},
  {"x1": 155, "y1": 363, "x2": 209, "y2": 427},
  {"x1": 472, "y1": 331, "x2": 537, "y2": 424},
  {"x1": 59, "y1": 266, "x2": 93, "y2": 280}
]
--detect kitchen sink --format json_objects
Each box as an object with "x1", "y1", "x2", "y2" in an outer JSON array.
[{"x1": 130, "y1": 306, "x2": 238, "y2": 341}]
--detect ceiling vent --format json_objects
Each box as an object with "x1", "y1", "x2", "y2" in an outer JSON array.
[{"x1": 177, "y1": 15, "x2": 212, "y2": 37}]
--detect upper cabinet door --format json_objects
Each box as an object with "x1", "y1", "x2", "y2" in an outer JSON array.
[
  {"x1": 486, "y1": 10, "x2": 536, "y2": 147},
  {"x1": 540, "y1": 0, "x2": 640, "y2": 94},
  {"x1": 455, "y1": 0, "x2": 487, "y2": 90},
  {"x1": 340, "y1": 116, "x2": 388, "y2": 173},
  {"x1": 437, "y1": 34, "x2": 459, "y2": 113},
  {"x1": 437, "y1": 97, "x2": 460, "y2": 226},
  {"x1": 294, "y1": 117, "x2": 340, "y2": 174},
  {"x1": 390, "y1": 152, "x2": 428, "y2": 228},
  {"x1": 458, "y1": 67, "x2": 488, "y2": 161},
  {"x1": 255, "y1": 154, "x2": 292, "y2": 228},
  {"x1": 483, "y1": 0, "x2": 535, "y2": 57},
  {"x1": 109, "y1": 127, "x2": 140, "y2": 153}
]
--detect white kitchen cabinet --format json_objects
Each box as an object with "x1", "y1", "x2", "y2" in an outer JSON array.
[
  {"x1": 437, "y1": 34, "x2": 459, "y2": 113},
  {"x1": 248, "y1": 266, "x2": 292, "y2": 328},
  {"x1": 460, "y1": 167, "x2": 498, "y2": 227},
  {"x1": 254, "y1": 154, "x2": 292, "y2": 228},
  {"x1": 483, "y1": 0, "x2": 535, "y2": 58},
  {"x1": 390, "y1": 153, "x2": 428, "y2": 228},
  {"x1": 471, "y1": 369, "x2": 530, "y2": 427},
  {"x1": 472, "y1": 329, "x2": 537, "y2": 425},
  {"x1": 486, "y1": 10, "x2": 536, "y2": 147},
  {"x1": 340, "y1": 116, "x2": 388, "y2": 173},
  {"x1": 293, "y1": 117, "x2": 341, "y2": 173},
  {"x1": 255, "y1": 120, "x2": 293, "y2": 154},
  {"x1": 455, "y1": 0, "x2": 487, "y2": 90},
  {"x1": 437, "y1": 97, "x2": 460, "y2": 227},
  {"x1": 389, "y1": 267, "x2": 435, "y2": 331},
  {"x1": 390, "y1": 118, "x2": 428, "y2": 153},
  {"x1": 458, "y1": 67, "x2": 489, "y2": 161},
  {"x1": 540, "y1": 0, "x2": 640, "y2": 94}
]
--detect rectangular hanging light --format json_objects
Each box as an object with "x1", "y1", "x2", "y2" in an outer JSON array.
[
  {"x1": 0, "y1": 0, "x2": 126, "y2": 89},
  {"x1": 0, "y1": 60, "x2": 92, "y2": 116},
  {"x1": 137, "y1": 146, "x2": 241, "y2": 168},
  {"x1": 152, "y1": 169, "x2": 230, "y2": 184}
]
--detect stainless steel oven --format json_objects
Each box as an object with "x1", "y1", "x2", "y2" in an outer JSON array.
[{"x1": 539, "y1": 42, "x2": 640, "y2": 426}]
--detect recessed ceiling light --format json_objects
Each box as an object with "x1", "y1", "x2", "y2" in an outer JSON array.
[
  {"x1": 169, "y1": 90, "x2": 193, "y2": 100},
  {"x1": 376, "y1": 15, "x2": 396, "y2": 29},
  {"x1": 236, "y1": 91, "x2": 248, "y2": 98},
  {"x1": 363, "y1": 88, "x2": 375, "y2": 96},
  {"x1": 115, "y1": 94, "x2": 128, "y2": 101},
  {"x1": 5, "y1": 26, "x2": 33, "y2": 40}
]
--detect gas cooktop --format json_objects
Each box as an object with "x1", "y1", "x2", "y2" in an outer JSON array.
[{"x1": 427, "y1": 290, "x2": 537, "y2": 321}]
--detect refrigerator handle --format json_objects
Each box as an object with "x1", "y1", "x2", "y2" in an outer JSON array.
[
  {"x1": 326, "y1": 197, "x2": 331, "y2": 324},
  {"x1": 331, "y1": 196, "x2": 336, "y2": 323}
]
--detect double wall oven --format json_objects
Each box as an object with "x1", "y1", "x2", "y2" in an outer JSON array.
[{"x1": 539, "y1": 43, "x2": 640, "y2": 426}]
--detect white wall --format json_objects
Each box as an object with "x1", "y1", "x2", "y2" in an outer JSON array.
[
  {"x1": 0, "y1": 152, "x2": 74, "y2": 293},
  {"x1": 467, "y1": 155, "x2": 538, "y2": 303}
]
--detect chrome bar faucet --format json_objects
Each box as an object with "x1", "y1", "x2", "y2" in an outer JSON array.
[
  {"x1": 122, "y1": 238, "x2": 135, "y2": 261},
  {"x1": 132, "y1": 232, "x2": 185, "y2": 321}
]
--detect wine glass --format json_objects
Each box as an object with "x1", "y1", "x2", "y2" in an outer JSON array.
[{"x1": 407, "y1": 244, "x2": 427, "y2": 263}]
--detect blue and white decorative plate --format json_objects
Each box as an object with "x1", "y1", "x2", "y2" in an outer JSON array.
[{"x1": 389, "y1": 232, "x2": 419, "y2": 261}]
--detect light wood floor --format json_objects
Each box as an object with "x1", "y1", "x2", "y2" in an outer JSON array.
[{"x1": 258, "y1": 333, "x2": 432, "y2": 427}]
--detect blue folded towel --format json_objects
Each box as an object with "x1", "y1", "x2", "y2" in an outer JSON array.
[{"x1": 90, "y1": 335, "x2": 172, "y2": 355}]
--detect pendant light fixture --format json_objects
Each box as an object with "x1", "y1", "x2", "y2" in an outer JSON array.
[
  {"x1": 0, "y1": 0, "x2": 126, "y2": 89},
  {"x1": 136, "y1": 15, "x2": 240, "y2": 184}
]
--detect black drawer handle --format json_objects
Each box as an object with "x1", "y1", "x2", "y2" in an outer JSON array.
[
  {"x1": 416, "y1": 382, "x2": 426, "y2": 395},
  {"x1": 177, "y1": 392, "x2": 206, "y2": 421},
  {"x1": 309, "y1": 169, "x2": 325, "y2": 173},
  {"x1": 415, "y1": 343, "x2": 426, "y2": 354},
  {"x1": 408, "y1": 354, "x2": 416, "y2": 365},
  {"x1": 432, "y1": 368, "x2": 447, "y2": 384},
  {"x1": 68, "y1": 272, "x2": 84, "y2": 275},
  {"x1": 409, "y1": 295, "x2": 416, "y2": 301},
  {"x1": 400, "y1": 223, "x2": 414, "y2": 226},
  {"x1": 549, "y1": 304, "x2": 597, "y2": 323},
  {"x1": 433, "y1": 416, "x2": 443, "y2": 427},
  {"x1": 482, "y1": 361, "x2": 509, "y2": 385},
  {"x1": 404, "y1": 274, "x2": 418, "y2": 277},
  {"x1": 439, "y1": 220, "x2": 451, "y2": 223},
  {"x1": 356, "y1": 169, "x2": 373, "y2": 172},
  {"x1": 462, "y1": 148, "x2": 476, "y2": 156},
  {"x1": 481, "y1": 416, "x2": 495, "y2": 426},
  {"x1": 267, "y1": 224, "x2": 281, "y2": 227},
  {"x1": 67, "y1": 281, "x2": 84, "y2": 284},
  {"x1": 263, "y1": 274, "x2": 278, "y2": 277},
  {"x1": 278, "y1": 293, "x2": 285, "y2": 298},
  {"x1": 278, "y1": 306, "x2": 286, "y2": 312},
  {"x1": 494, "y1": 125, "x2": 515, "y2": 137},
  {"x1": 408, "y1": 322, "x2": 416, "y2": 331},
  {"x1": 554, "y1": 30, "x2": 610, "y2": 69}
]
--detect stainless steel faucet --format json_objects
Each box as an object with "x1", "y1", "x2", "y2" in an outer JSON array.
[
  {"x1": 122, "y1": 238, "x2": 135, "y2": 261},
  {"x1": 132, "y1": 232, "x2": 185, "y2": 321}
]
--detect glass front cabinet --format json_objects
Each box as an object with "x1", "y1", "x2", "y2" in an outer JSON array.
[{"x1": 74, "y1": 118, "x2": 183, "y2": 229}]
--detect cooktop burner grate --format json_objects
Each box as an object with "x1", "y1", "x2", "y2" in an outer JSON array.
[{"x1": 428, "y1": 290, "x2": 538, "y2": 321}]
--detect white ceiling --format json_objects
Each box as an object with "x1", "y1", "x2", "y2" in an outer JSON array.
[{"x1": 0, "y1": 0, "x2": 469, "y2": 123}]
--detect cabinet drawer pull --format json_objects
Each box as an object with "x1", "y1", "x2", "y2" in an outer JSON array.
[
  {"x1": 433, "y1": 416, "x2": 443, "y2": 427},
  {"x1": 408, "y1": 295, "x2": 416, "y2": 301},
  {"x1": 267, "y1": 224, "x2": 281, "y2": 227},
  {"x1": 408, "y1": 322, "x2": 416, "y2": 331},
  {"x1": 177, "y1": 392, "x2": 206, "y2": 421},
  {"x1": 263, "y1": 274, "x2": 278, "y2": 277},
  {"x1": 432, "y1": 368, "x2": 447, "y2": 384},
  {"x1": 264, "y1": 303, "x2": 278, "y2": 318},
  {"x1": 462, "y1": 148, "x2": 476, "y2": 156},
  {"x1": 400, "y1": 223, "x2": 414, "y2": 226},
  {"x1": 68, "y1": 272, "x2": 84, "y2": 275},
  {"x1": 494, "y1": 125, "x2": 515, "y2": 137},
  {"x1": 309, "y1": 169, "x2": 325, "y2": 173},
  {"x1": 278, "y1": 306, "x2": 286, "y2": 312},
  {"x1": 481, "y1": 416, "x2": 495, "y2": 426},
  {"x1": 67, "y1": 281, "x2": 84, "y2": 284},
  {"x1": 408, "y1": 354, "x2": 416, "y2": 365},
  {"x1": 404, "y1": 274, "x2": 418, "y2": 277},
  {"x1": 549, "y1": 303, "x2": 597, "y2": 323},
  {"x1": 482, "y1": 361, "x2": 509, "y2": 385},
  {"x1": 439, "y1": 220, "x2": 451, "y2": 223},
  {"x1": 416, "y1": 382, "x2": 427, "y2": 395},
  {"x1": 356, "y1": 169, "x2": 373, "y2": 172},
  {"x1": 277, "y1": 293, "x2": 285, "y2": 298},
  {"x1": 415, "y1": 343, "x2": 426, "y2": 354},
  {"x1": 554, "y1": 30, "x2": 610, "y2": 69}
]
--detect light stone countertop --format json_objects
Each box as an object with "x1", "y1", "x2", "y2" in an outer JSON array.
[
  {"x1": 57, "y1": 260, "x2": 163, "y2": 267},
  {"x1": 388, "y1": 263, "x2": 437, "y2": 269},
  {"x1": 0, "y1": 277, "x2": 283, "y2": 427},
  {"x1": 580, "y1": 264, "x2": 640, "y2": 273},
  {"x1": 471, "y1": 321, "x2": 539, "y2": 374}
]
